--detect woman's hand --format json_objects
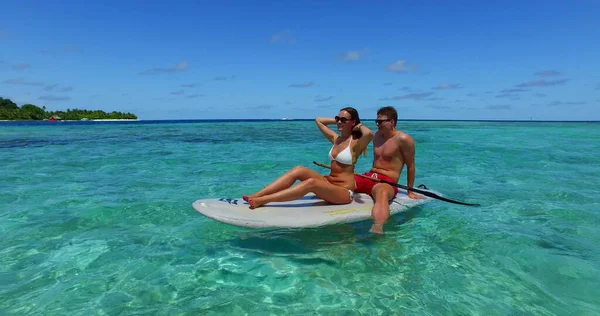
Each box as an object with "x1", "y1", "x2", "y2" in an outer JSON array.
[{"x1": 352, "y1": 123, "x2": 363, "y2": 132}]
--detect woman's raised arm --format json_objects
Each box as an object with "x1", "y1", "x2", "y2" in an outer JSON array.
[{"x1": 315, "y1": 117, "x2": 338, "y2": 143}]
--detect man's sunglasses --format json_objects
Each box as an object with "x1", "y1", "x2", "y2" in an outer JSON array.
[
  {"x1": 335, "y1": 116, "x2": 352, "y2": 123},
  {"x1": 375, "y1": 119, "x2": 392, "y2": 124}
]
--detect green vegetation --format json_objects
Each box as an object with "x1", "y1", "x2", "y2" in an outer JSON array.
[{"x1": 0, "y1": 97, "x2": 137, "y2": 121}]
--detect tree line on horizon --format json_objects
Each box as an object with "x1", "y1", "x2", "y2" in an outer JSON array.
[{"x1": 0, "y1": 97, "x2": 137, "y2": 120}]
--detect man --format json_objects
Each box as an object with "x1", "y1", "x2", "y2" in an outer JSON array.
[{"x1": 354, "y1": 106, "x2": 424, "y2": 234}]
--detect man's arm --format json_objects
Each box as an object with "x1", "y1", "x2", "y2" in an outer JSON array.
[{"x1": 399, "y1": 134, "x2": 424, "y2": 199}]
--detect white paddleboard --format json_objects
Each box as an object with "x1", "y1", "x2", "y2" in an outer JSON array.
[{"x1": 192, "y1": 188, "x2": 433, "y2": 229}]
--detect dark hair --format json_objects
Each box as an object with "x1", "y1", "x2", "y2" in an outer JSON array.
[
  {"x1": 377, "y1": 106, "x2": 398, "y2": 127},
  {"x1": 340, "y1": 106, "x2": 362, "y2": 139},
  {"x1": 340, "y1": 106, "x2": 367, "y2": 158}
]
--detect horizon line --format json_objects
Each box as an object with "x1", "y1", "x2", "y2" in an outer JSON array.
[
  {"x1": 136, "y1": 118, "x2": 600, "y2": 122},
  {"x1": 2, "y1": 118, "x2": 600, "y2": 124}
]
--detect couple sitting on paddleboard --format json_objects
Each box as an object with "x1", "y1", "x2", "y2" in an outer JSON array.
[{"x1": 242, "y1": 106, "x2": 424, "y2": 234}]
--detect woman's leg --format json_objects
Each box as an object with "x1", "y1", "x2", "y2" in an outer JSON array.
[
  {"x1": 243, "y1": 166, "x2": 325, "y2": 201},
  {"x1": 248, "y1": 178, "x2": 352, "y2": 209}
]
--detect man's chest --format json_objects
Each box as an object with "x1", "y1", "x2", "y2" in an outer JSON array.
[{"x1": 374, "y1": 138, "x2": 399, "y2": 160}]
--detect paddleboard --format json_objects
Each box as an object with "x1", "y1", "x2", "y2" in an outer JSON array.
[{"x1": 192, "y1": 188, "x2": 434, "y2": 229}]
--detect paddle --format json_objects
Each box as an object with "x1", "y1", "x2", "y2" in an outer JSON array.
[{"x1": 313, "y1": 161, "x2": 481, "y2": 207}]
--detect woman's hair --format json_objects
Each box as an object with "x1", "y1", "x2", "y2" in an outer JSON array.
[{"x1": 340, "y1": 106, "x2": 367, "y2": 157}]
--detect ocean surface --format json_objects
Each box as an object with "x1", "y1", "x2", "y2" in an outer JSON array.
[{"x1": 1, "y1": 120, "x2": 599, "y2": 315}]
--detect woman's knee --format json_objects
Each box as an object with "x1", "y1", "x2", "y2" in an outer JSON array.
[
  {"x1": 302, "y1": 178, "x2": 320, "y2": 188},
  {"x1": 290, "y1": 165, "x2": 307, "y2": 174},
  {"x1": 293, "y1": 165, "x2": 318, "y2": 181}
]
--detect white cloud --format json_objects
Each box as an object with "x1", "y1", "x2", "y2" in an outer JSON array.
[
  {"x1": 501, "y1": 88, "x2": 528, "y2": 93},
  {"x1": 486, "y1": 104, "x2": 511, "y2": 110},
  {"x1": 38, "y1": 95, "x2": 71, "y2": 101},
  {"x1": 386, "y1": 60, "x2": 418, "y2": 73},
  {"x1": 547, "y1": 101, "x2": 587, "y2": 106},
  {"x1": 315, "y1": 96, "x2": 333, "y2": 102},
  {"x1": 249, "y1": 105, "x2": 273, "y2": 110},
  {"x1": 379, "y1": 92, "x2": 434, "y2": 101},
  {"x1": 338, "y1": 49, "x2": 368, "y2": 61},
  {"x1": 45, "y1": 84, "x2": 59, "y2": 91},
  {"x1": 345, "y1": 51, "x2": 361, "y2": 60},
  {"x1": 12, "y1": 63, "x2": 30, "y2": 70},
  {"x1": 289, "y1": 81, "x2": 313, "y2": 88},
  {"x1": 270, "y1": 30, "x2": 295, "y2": 44},
  {"x1": 181, "y1": 83, "x2": 201, "y2": 88},
  {"x1": 431, "y1": 83, "x2": 463, "y2": 90},
  {"x1": 138, "y1": 61, "x2": 188, "y2": 75},
  {"x1": 3, "y1": 78, "x2": 45, "y2": 86},
  {"x1": 214, "y1": 75, "x2": 236, "y2": 81},
  {"x1": 535, "y1": 70, "x2": 561, "y2": 77},
  {"x1": 39, "y1": 44, "x2": 80, "y2": 55},
  {"x1": 427, "y1": 105, "x2": 452, "y2": 110},
  {"x1": 516, "y1": 79, "x2": 568, "y2": 87}
]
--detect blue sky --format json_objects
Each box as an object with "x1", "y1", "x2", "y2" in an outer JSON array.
[{"x1": 1, "y1": 0, "x2": 599, "y2": 120}]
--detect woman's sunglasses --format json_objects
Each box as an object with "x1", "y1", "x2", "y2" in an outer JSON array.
[{"x1": 335, "y1": 116, "x2": 351, "y2": 123}]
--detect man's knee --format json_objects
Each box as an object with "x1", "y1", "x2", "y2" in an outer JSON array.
[
  {"x1": 375, "y1": 191, "x2": 391, "y2": 201},
  {"x1": 372, "y1": 184, "x2": 393, "y2": 201}
]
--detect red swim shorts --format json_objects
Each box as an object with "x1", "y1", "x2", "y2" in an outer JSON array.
[{"x1": 354, "y1": 172, "x2": 399, "y2": 197}]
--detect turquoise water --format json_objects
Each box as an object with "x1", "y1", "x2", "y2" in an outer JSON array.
[{"x1": 1, "y1": 120, "x2": 599, "y2": 315}]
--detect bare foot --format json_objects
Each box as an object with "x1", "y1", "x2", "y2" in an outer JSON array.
[
  {"x1": 243, "y1": 194, "x2": 259, "y2": 202},
  {"x1": 243, "y1": 191, "x2": 265, "y2": 202},
  {"x1": 248, "y1": 197, "x2": 266, "y2": 209},
  {"x1": 369, "y1": 223, "x2": 384, "y2": 234}
]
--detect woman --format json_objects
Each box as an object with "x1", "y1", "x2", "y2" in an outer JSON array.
[{"x1": 243, "y1": 107, "x2": 373, "y2": 209}]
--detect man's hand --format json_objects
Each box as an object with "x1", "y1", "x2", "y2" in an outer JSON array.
[{"x1": 408, "y1": 191, "x2": 426, "y2": 199}]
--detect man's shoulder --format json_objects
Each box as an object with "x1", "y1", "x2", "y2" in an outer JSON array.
[{"x1": 393, "y1": 130, "x2": 415, "y2": 144}]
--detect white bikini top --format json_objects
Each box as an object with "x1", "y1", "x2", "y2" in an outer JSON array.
[{"x1": 328, "y1": 138, "x2": 354, "y2": 165}]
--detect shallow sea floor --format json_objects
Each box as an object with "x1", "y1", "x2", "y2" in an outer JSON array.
[{"x1": 1, "y1": 121, "x2": 599, "y2": 315}]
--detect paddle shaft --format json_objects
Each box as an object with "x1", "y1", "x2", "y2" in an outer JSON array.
[{"x1": 312, "y1": 161, "x2": 481, "y2": 207}]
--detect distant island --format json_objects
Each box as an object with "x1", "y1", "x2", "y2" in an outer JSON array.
[{"x1": 0, "y1": 97, "x2": 137, "y2": 121}]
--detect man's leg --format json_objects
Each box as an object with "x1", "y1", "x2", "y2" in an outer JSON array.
[{"x1": 369, "y1": 183, "x2": 395, "y2": 234}]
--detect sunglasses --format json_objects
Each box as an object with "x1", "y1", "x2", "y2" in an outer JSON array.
[
  {"x1": 375, "y1": 119, "x2": 392, "y2": 125},
  {"x1": 335, "y1": 116, "x2": 352, "y2": 123}
]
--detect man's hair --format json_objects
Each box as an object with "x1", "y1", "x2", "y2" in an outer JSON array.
[{"x1": 377, "y1": 106, "x2": 398, "y2": 126}]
